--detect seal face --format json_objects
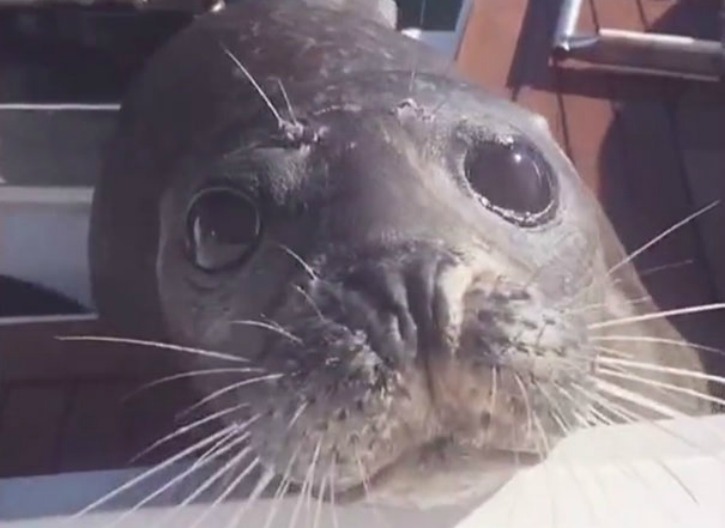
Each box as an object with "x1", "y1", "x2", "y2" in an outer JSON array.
[{"x1": 90, "y1": 0, "x2": 713, "y2": 507}]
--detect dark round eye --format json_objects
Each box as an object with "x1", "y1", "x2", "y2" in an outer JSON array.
[
  {"x1": 185, "y1": 187, "x2": 261, "y2": 271},
  {"x1": 464, "y1": 137, "x2": 556, "y2": 226}
]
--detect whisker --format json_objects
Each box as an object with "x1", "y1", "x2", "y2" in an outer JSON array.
[
  {"x1": 513, "y1": 373, "x2": 534, "y2": 444},
  {"x1": 597, "y1": 367, "x2": 725, "y2": 409},
  {"x1": 637, "y1": 258, "x2": 694, "y2": 278},
  {"x1": 594, "y1": 378, "x2": 686, "y2": 419},
  {"x1": 407, "y1": 0, "x2": 429, "y2": 96},
  {"x1": 107, "y1": 430, "x2": 251, "y2": 528},
  {"x1": 259, "y1": 446, "x2": 303, "y2": 528},
  {"x1": 231, "y1": 319, "x2": 303, "y2": 345},
  {"x1": 217, "y1": 467, "x2": 276, "y2": 528},
  {"x1": 599, "y1": 356, "x2": 725, "y2": 386},
  {"x1": 289, "y1": 439, "x2": 323, "y2": 528},
  {"x1": 329, "y1": 457, "x2": 341, "y2": 528},
  {"x1": 312, "y1": 471, "x2": 328, "y2": 528},
  {"x1": 486, "y1": 365, "x2": 499, "y2": 444},
  {"x1": 273, "y1": 78, "x2": 299, "y2": 123},
  {"x1": 70, "y1": 424, "x2": 240, "y2": 520},
  {"x1": 572, "y1": 383, "x2": 725, "y2": 461},
  {"x1": 178, "y1": 373, "x2": 285, "y2": 419},
  {"x1": 589, "y1": 302, "x2": 725, "y2": 330},
  {"x1": 294, "y1": 284, "x2": 326, "y2": 321},
  {"x1": 123, "y1": 367, "x2": 265, "y2": 402},
  {"x1": 568, "y1": 294, "x2": 651, "y2": 316},
  {"x1": 591, "y1": 344, "x2": 634, "y2": 359},
  {"x1": 607, "y1": 200, "x2": 719, "y2": 278},
  {"x1": 353, "y1": 447, "x2": 390, "y2": 528},
  {"x1": 180, "y1": 454, "x2": 261, "y2": 528},
  {"x1": 591, "y1": 334, "x2": 725, "y2": 358},
  {"x1": 57, "y1": 335, "x2": 249, "y2": 363},
  {"x1": 130, "y1": 401, "x2": 248, "y2": 464},
  {"x1": 303, "y1": 440, "x2": 324, "y2": 527},
  {"x1": 274, "y1": 243, "x2": 319, "y2": 281},
  {"x1": 220, "y1": 45, "x2": 285, "y2": 127},
  {"x1": 569, "y1": 386, "x2": 702, "y2": 507}
]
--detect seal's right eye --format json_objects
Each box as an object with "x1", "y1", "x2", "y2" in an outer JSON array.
[
  {"x1": 185, "y1": 187, "x2": 261, "y2": 272},
  {"x1": 464, "y1": 136, "x2": 556, "y2": 226}
]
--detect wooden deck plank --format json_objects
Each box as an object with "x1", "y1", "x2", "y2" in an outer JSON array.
[{"x1": 0, "y1": 383, "x2": 70, "y2": 477}]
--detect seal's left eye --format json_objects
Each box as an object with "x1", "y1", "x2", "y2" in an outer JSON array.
[{"x1": 185, "y1": 187, "x2": 261, "y2": 271}]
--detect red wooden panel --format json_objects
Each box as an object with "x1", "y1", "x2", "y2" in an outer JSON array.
[{"x1": 456, "y1": 0, "x2": 527, "y2": 97}]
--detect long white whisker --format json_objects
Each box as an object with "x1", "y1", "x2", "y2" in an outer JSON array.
[
  {"x1": 70, "y1": 424, "x2": 239, "y2": 520},
  {"x1": 589, "y1": 302, "x2": 725, "y2": 330},
  {"x1": 329, "y1": 457, "x2": 341, "y2": 528},
  {"x1": 231, "y1": 319, "x2": 303, "y2": 345},
  {"x1": 597, "y1": 367, "x2": 725, "y2": 409},
  {"x1": 592, "y1": 334, "x2": 725, "y2": 358},
  {"x1": 594, "y1": 378, "x2": 686, "y2": 419},
  {"x1": 408, "y1": 0, "x2": 429, "y2": 95},
  {"x1": 573, "y1": 383, "x2": 723, "y2": 460},
  {"x1": 570, "y1": 385, "x2": 703, "y2": 507},
  {"x1": 513, "y1": 373, "x2": 534, "y2": 443},
  {"x1": 130, "y1": 402, "x2": 249, "y2": 464},
  {"x1": 259, "y1": 448, "x2": 302, "y2": 528},
  {"x1": 637, "y1": 258, "x2": 694, "y2": 278},
  {"x1": 275, "y1": 243, "x2": 319, "y2": 281},
  {"x1": 57, "y1": 335, "x2": 248, "y2": 363},
  {"x1": 312, "y1": 471, "x2": 328, "y2": 528},
  {"x1": 353, "y1": 447, "x2": 390, "y2": 528},
  {"x1": 124, "y1": 367, "x2": 265, "y2": 401},
  {"x1": 221, "y1": 45, "x2": 285, "y2": 126},
  {"x1": 599, "y1": 356, "x2": 725, "y2": 385},
  {"x1": 181, "y1": 454, "x2": 261, "y2": 528},
  {"x1": 607, "y1": 200, "x2": 719, "y2": 277},
  {"x1": 178, "y1": 373, "x2": 284, "y2": 419},
  {"x1": 289, "y1": 439, "x2": 322, "y2": 528},
  {"x1": 107, "y1": 430, "x2": 251, "y2": 528},
  {"x1": 303, "y1": 440, "x2": 323, "y2": 527},
  {"x1": 273, "y1": 78, "x2": 298, "y2": 123},
  {"x1": 592, "y1": 344, "x2": 634, "y2": 359}
]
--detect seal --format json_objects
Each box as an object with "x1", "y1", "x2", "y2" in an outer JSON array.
[{"x1": 88, "y1": 0, "x2": 715, "y2": 510}]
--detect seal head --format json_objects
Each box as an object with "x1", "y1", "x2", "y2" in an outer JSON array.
[{"x1": 90, "y1": 0, "x2": 712, "y2": 507}]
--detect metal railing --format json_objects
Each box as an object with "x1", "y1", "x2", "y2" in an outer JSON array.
[{"x1": 552, "y1": 0, "x2": 725, "y2": 82}]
